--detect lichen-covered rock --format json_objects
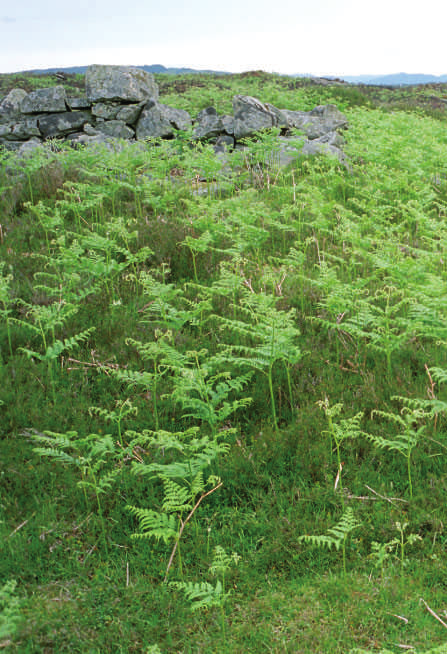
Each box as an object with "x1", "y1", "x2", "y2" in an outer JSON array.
[
  {"x1": 66, "y1": 131, "x2": 127, "y2": 152},
  {"x1": 66, "y1": 96, "x2": 92, "y2": 110},
  {"x1": 194, "y1": 107, "x2": 224, "y2": 139},
  {"x1": 116, "y1": 102, "x2": 145, "y2": 125},
  {"x1": 38, "y1": 111, "x2": 92, "y2": 138},
  {"x1": 92, "y1": 103, "x2": 121, "y2": 120},
  {"x1": 15, "y1": 138, "x2": 44, "y2": 157},
  {"x1": 308, "y1": 104, "x2": 348, "y2": 129},
  {"x1": 85, "y1": 65, "x2": 159, "y2": 103},
  {"x1": 233, "y1": 95, "x2": 288, "y2": 139},
  {"x1": 0, "y1": 89, "x2": 28, "y2": 122},
  {"x1": 136, "y1": 101, "x2": 191, "y2": 139},
  {"x1": 94, "y1": 120, "x2": 135, "y2": 140},
  {"x1": 221, "y1": 115, "x2": 234, "y2": 135},
  {"x1": 282, "y1": 104, "x2": 348, "y2": 139},
  {"x1": 193, "y1": 107, "x2": 233, "y2": 140},
  {"x1": 276, "y1": 135, "x2": 306, "y2": 167},
  {"x1": 0, "y1": 119, "x2": 41, "y2": 141},
  {"x1": 214, "y1": 134, "x2": 235, "y2": 151},
  {"x1": 20, "y1": 86, "x2": 67, "y2": 114},
  {"x1": 301, "y1": 139, "x2": 346, "y2": 163},
  {"x1": 280, "y1": 109, "x2": 308, "y2": 130},
  {"x1": 162, "y1": 105, "x2": 192, "y2": 131}
]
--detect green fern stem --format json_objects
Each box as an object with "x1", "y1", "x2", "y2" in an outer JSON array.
[
  {"x1": 407, "y1": 452, "x2": 413, "y2": 500},
  {"x1": 153, "y1": 360, "x2": 159, "y2": 432},
  {"x1": 326, "y1": 413, "x2": 335, "y2": 463},
  {"x1": 91, "y1": 471, "x2": 108, "y2": 557},
  {"x1": 342, "y1": 536, "x2": 347, "y2": 577},
  {"x1": 220, "y1": 568, "x2": 226, "y2": 649},
  {"x1": 285, "y1": 363, "x2": 294, "y2": 416},
  {"x1": 268, "y1": 362, "x2": 278, "y2": 433},
  {"x1": 1, "y1": 297, "x2": 13, "y2": 357},
  {"x1": 399, "y1": 525, "x2": 405, "y2": 577}
]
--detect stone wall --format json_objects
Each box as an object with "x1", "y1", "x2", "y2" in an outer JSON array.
[{"x1": 0, "y1": 65, "x2": 348, "y2": 162}]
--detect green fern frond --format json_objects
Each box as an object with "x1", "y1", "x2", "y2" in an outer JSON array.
[
  {"x1": 299, "y1": 508, "x2": 361, "y2": 551},
  {"x1": 161, "y1": 478, "x2": 192, "y2": 513},
  {"x1": 429, "y1": 367, "x2": 447, "y2": 386},
  {"x1": 32, "y1": 447, "x2": 79, "y2": 466},
  {"x1": 210, "y1": 545, "x2": 241, "y2": 576},
  {"x1": 327, "y1": 507, "x2": 362, "y2": 542},
  {"x1": 126, "y1": 506, "x2": 178, "y2": 544},
  {"x1": 190, "y1": 471, "x2": 205, "y2": 498},
  {"x1": 96, "y1": 466, "x2": 121, "y2": 492},
  {"x1": 298, "y1": 533, "x2": 341, "y2": 550},
  {"x1": 169, "y1": 580, "x2": 228, "y2": 611}
]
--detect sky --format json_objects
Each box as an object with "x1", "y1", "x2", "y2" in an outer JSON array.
[{"x1": 1, "y1": 0, "x2": 446, "y2": 76}]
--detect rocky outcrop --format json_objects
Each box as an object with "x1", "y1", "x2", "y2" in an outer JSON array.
[{"x1": 0, "y1": 64, "x2": 348, "y2": 165}]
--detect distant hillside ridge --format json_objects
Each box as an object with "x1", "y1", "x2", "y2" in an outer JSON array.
[
  {"x1": 340, "y1": 72, "x2": 447, "y2": 85},
  {"x1": 20, "y1": 64, "x2": 231, "y2": 76},
  {"x1": 12, "y1": 66, "x2": 447, "y2": 87}
]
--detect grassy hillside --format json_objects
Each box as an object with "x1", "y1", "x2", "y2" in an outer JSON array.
[{"x1": 1, "y1": 72, "x2": 447, "y2": 653}]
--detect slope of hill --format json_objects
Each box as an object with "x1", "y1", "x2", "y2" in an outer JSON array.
[
  {"x1": 11, "y1": 66, "x2": 447, "y2": 86},
  {"x1": 20, "y1": 64, "x2": 230, "y2": 76},
  {"x1": 342, "y1": 72, "x2": 447, "y2": 85}
]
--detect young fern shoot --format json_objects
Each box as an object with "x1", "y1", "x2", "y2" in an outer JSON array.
[
  {"x1": 217, "y1": 290, "x2": 301, "y2": 431},
  {"x1": 298, "y1": 507, "x2": 361, "y2": 576},
  {"x1": 317, "y1": 399, "x2": 366, "y2": 503},
  {"x1": 169, "y1": 545, "x2": 240, "y2": 648},
  {"x1": 369, "y1": 404, "x2": 429, "y2": 498},
  {"x1": 126, "y1": 426, "x2": 228, "y2": 580}
]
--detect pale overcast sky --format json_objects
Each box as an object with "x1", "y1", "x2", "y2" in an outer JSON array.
[{"x1": 1, "y1": 0, "x2": 446, "y2": 76}]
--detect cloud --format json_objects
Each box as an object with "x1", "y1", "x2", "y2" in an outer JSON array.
[{"x1": 1, "y1": 16, "x2": 16, "y2": 23}]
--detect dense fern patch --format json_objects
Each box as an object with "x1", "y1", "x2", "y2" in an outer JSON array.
[{"x1": 1, "y1": 72, "x2": 447, "y2": 653}]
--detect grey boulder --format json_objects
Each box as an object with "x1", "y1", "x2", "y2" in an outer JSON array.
[
  {"x1": 66, "y1": 96, "x2": 92, "y2": 110},
  {"x1": 85, "y1": 65, "x2": 159, "y2": 103},
  {"x1": 194, "y1": 107, "x2": 234, "y2": 139},
  {"x1": 116, "y1": 102, "x2": 145, "y2": 125},
  {"x1": 38, "y1": 111, "x2": 92, "y2": 138},
  {"x1": 20, "y1": 86, "x2": 67, "y2": 114},
  {"x1": 282, "y1": 104, "x2": 348, "y2": 139},
  {"x1": 0, "y1": 89, "x2": 28, "y2": 122},
  {"x1": 136, "y1": 101, "x2": 192, "y2": 139},
  {"x1": 233, "y1": 95, "x2": 288, "y2": 139},
  {"x1": 301, "y1": 139, "x2": 346, "y2": 163},
  {"x1": 94, "y1": 120, "x2": 135, "y2": 140},
  {"x1": 92, "y1": 102, "x2": 121, "y2": 120},
  {"x1": 0, "y1": 119, "x2": 40, "y2": 141}
]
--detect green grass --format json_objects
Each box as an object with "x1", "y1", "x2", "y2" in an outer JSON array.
[{"x1": 1, "y1": 72, "x2": 447, "y2": 653}]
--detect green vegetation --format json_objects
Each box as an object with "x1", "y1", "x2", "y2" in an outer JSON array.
[{"x1": 1, "y1": 72, "x2": 447, "y2": 653}]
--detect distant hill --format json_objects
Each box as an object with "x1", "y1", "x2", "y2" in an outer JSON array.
[
  {"x1": 15, "y1": 66, "x2": 447, "y2": 87},
  {"x1": 21, "y1": 64, "x2": 230, "y2": 76},
  {"x1": 340, "y1": 73, "x2": 447, "y2": 86}
]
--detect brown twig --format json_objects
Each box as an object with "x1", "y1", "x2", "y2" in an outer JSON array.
[
  {"x1": 425, "y1": 363, "x2": 438, "y2": 431},
  {"x1": 420, "y1": 598, "x2": 447, "y2": 629},
  {"x1": 163, "y1": 481, "x2": 223, "y2": 583},
  {"x1": 364, "y1": 484, "x2": 408, "y2": 506},
  {"x1": 9, "y1": 513, "x2": 35, "y2": 537}
]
